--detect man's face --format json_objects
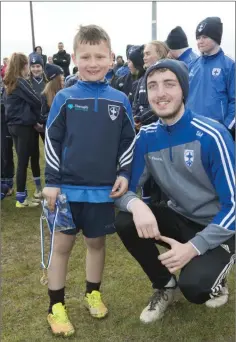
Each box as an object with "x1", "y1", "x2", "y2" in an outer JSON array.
[
  {"x1": 58, "y1": 43, "x2": 64, "y2": 51},
  {"x1": 117, "y1": 57, "x2": 123, "y2": 65},
  {"x1": 73, "y1": 40, "x2": 112, "y2": 82},
  {"x1": 48, "y1": 56, "x2": 53, "y2": 64},
  {"x1": 147, "y1": 69, "x2": 183, "y2": 120},
  {"x1": 197, "y1": 35, "x2": 217, "y2": 54},
  {"x1": 143, "y1": 44, "x2": 160, "y2": 69},
  {"x1": 3, "y1": 58, "x2": 8, "y2": 66},
  {"x1": 30, "y1": 64, "x2": 43, "y2": 77},
  {"x1": 36, "y1": 47, "x2": 42, "y2": 54}
]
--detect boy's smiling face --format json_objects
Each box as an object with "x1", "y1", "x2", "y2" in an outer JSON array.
[{"x1": 73, "y1": 40, "x2": 112, "y2": 82}]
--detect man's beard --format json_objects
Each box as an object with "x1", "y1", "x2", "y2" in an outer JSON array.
[{"x1": 155, "y1": 100, "x2": 183, "y2": 121}]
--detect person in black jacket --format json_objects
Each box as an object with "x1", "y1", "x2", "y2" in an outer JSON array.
[
  {"x1": 1, "y1": 80, "x2": 14, "y2": 196},
  {"x1": 4, "y1": 53, "x2": 42, "y2": 208},
  {"x1": 113, "y1": 45, "x2": 145, "y2": 104},
  {"x1": 34, "y1": 46, "x2": 47, "y2": 67},
  {"x1": 133, "y1": 41, "x2": 170, "y2": 128},
  {"x1": 53, "y1": 42, "x2": 71, "y2": 77}
]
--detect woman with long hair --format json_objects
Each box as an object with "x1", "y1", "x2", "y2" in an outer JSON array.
[
  {"x1": 40, "y1": 64, "x2": 64, "y2": 124},
  {"x1": 4, "y1": 52, "x2": 42, "y2": 208}
]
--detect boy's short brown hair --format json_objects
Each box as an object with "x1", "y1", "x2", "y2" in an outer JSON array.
[{"x1": 73, "y1": 25, "x2": 111, "y2": 53}]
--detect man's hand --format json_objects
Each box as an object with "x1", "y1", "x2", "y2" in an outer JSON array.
[
  {"x1": 42, "y1": 187, "x2": 61, "y2": 212},
  {"x1": 129, "y1": 199, "x2": 160, "y2": 239},
  {"x1": 158, "y1": 236, "x2": 199, "y2": 273},
  {"x1": 110, "y1": 176, "x2": 128, "y2": 198}
]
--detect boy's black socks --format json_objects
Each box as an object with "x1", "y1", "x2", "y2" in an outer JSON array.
[
  {"x1": 48, "y1": 287, "x2": 65, "y2": 314},
  {"x1": 85, "y1": 281, "x2": 101, "y2": 294}
]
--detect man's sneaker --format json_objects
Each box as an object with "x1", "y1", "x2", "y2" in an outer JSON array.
[
  {"x1": 47, "y1": 303, "x2": 75, "y2": 337},
  {"x1": 84, "y1": 290, "x2": 108, "y2": 318},
  {"x1": 206, "y1": 280, "x2": 229, "y2": 308},
  {"x1": 32, "y1": 190, "x2": 43, "y2": 203},
  {"x1": 16, "y1": 199, "x2": 39, "y2": 208},
  {"x1": 140, "y1": 287, "x2": 176, "y2": 323},
  {"x1": 6, "y1": 188, "x2": 14, "y2": 196}
]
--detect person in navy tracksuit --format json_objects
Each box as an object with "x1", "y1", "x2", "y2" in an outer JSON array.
[
  {"x1": 115, "y1": 59, "x2": 235, "y2": 323},
  {"x1": 28, "y1": 53, "x2": 48, "y2": 200},
  {"x1": 42, "y1": 25, "x2": 135, "y2": 337},
  {"x1": 165, "y1": 26, "x2": 198, "y2": 67},
  {"x1": 4, "y1": 53, "x2": 42, "y2": 207},
  {"x1": 187, "y1": 17, "x2": 235, "y2": 138}
]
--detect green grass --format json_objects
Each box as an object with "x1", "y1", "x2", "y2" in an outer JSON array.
[{"x1": 1, "y1": 145, "x2": 235, "y2": 342}]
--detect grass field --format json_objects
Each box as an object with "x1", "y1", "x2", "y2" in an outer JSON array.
[{"x1": 1, "y1": 146, "x2": 235, "y2": 342}]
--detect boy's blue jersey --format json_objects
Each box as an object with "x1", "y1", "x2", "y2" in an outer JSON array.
[{"x1": 45, "y1": 80, "x2": 135, "y2": 203}]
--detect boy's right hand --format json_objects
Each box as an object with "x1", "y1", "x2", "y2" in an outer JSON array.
[{"x1": 42, "y1": 187, "x2": 61, "y2": 212}]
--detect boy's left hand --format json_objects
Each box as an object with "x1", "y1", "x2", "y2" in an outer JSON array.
[{"x1": 110, "y1": 176, "x2": 128, "y2": 198}]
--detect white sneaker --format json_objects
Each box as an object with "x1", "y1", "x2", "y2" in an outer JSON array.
[
  {"x1": 140, "y1": 287, "x2": 176, "y2": 323},
  {"x1": 32, "y1": 190, "x2": 43, "y2": 203},
  {"x1": 205, "y1": 283, "x2": 229, "y2": 308}
]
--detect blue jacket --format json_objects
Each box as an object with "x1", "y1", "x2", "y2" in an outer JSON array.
[
  {"x1": 187, "y1": 48, "x2": 235, "y2": 130},
  {"x1": 115, "y1": 65, "x2": 129, "y2": 77},
  {"x1": 115, "y1": 109, "x2": 235, "y2": 255},
  {"x1": 45, "y1": 80, "x2": 135, "y2": 203},
  {"x1": 178, "y1": 48, "x2": 198, "y2": 67},
  {"x1": 5, "y1": 78, "x2": 41, "y2": 126}
]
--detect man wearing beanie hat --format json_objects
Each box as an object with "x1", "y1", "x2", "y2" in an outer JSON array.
[
  {"x1": 115, "y1": 58, "x2": 235, "y2": 322},
  {"x1": 165, "y1": 26, "x2": 198, "y2": 67},
  {"x1": 187, "y1": 17, "x2": 235, "y2": 138}
]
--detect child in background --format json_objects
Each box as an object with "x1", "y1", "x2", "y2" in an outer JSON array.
[
  {"x1": 4, "y1": 53, "x2": 41, "y2": 208},
  {"x1": 28, "y1": 53, "x2": 48, "y2": 200},
  {"x1": 42, "y1": 25, "x2": 135, "y2": 337},
  {"x1": 40, "y1": 64, "x2": 64, "y2": 124}
]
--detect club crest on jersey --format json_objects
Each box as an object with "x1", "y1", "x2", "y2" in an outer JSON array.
[
  {"x1": 108, "y1": 105, "x2": 120, "y2": 121},
  {"x1": 197, "y1": 22, "x2": 206, "y2": 32},
  {"x1": 212, "y1": 68, "x2": 221, "y2": 77},
  {"x1": 184, "y1": 150, "x2": 194, "y2": 167}
]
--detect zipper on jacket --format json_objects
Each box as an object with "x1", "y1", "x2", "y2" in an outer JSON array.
[
  {"x1": 94, "y1": 87, "x2": 99, "y2": 112},
  {"x1": 62, "y1": 147, "x2": 67, "y2": 167},
  {"x1": 220, "y1": 100, "x2": 224, "y2": 121},
  {"x1": 167, "y1": 127, "x2": 173, "y2": 162}
]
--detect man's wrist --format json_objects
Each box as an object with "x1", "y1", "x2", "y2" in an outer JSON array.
[
  {"x1": 186, "y1": 241, "x2": 200, "y2": 257},
  {"x1": 127, "y1": 198, "x2": 141, "y2": 213}
]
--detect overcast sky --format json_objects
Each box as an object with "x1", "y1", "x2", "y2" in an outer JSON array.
[{"x1": 1, "y1": 1, "x2": 235, "y2": 68}]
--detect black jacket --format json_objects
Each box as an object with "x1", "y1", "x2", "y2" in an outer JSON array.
[
  {"x1": 40, "y1": 94, "x2": 50, "y2": 124},
  {"x1": 5, "y1": 78, "x2": 41, "y2": 126},
  {"x1": 53, "y1": 50, "x2": 71, "y2": 77},
  {"x1": 132, "y1": 75, "x2": 158, "y2": 125}
]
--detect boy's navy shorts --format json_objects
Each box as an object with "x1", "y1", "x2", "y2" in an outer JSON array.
[{"x1": 62, "y1": 202, "x2": 116, "y2": 238}]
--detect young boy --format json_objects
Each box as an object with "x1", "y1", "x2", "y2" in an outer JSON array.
[{"x1": 43, "y1": 25, "x2": 135, "y2": 337}]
